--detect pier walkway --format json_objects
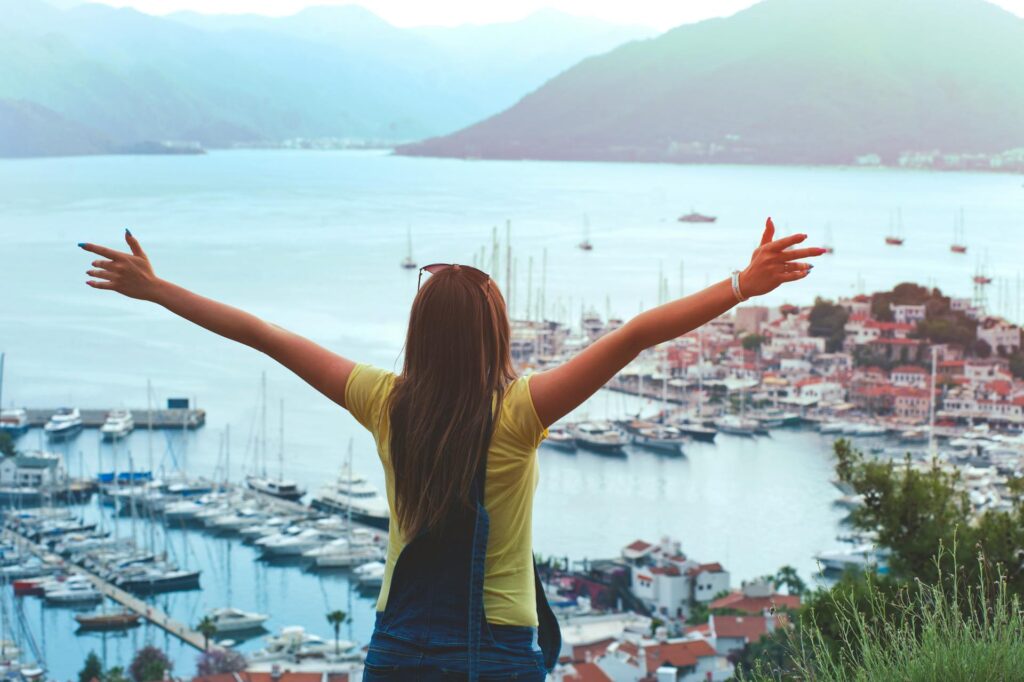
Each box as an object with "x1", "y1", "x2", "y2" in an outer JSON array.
[
  {"x1": 24, "y1": 408, "x2": 205, "y2": 429},
  {"x1": 3, "y1": 530, "x2": 207, "y2": 650}
]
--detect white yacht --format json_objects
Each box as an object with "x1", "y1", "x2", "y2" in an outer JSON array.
[
  {"x1": 0, "y1": 408, "x2": 29, "y2": 437},
  {"x1": 162, "y1": 499, "x2": 205, "y2": 523},
  {"x1": 100, "y1": 410, "x2": 134, "y2": 441},
  {"x1": 354, "y1": 560, "x2": 386, "y2": 588},
  {"x1": 713, "y1": 415, "x2": 760, "y2": 437},
  {"x1": 44, "y1": 407, "x2": 83, "y2": 441},
  {"x1": 310, "y1": 466, "x2": 390, "y2": 530},
  {"x1": 45, "y1": 577, "x2": 102, "y2": 604},
  {"x1": 249, "y1": 626, "x2": 347, "y2": 662},
  {"x1": 303, "y1": 537, "x2": 383, "y2": 568},
  {"x1": 571, "y1": 422, "x2": 628, "y2": 455},
  {"x1": 206, "y1": 509, "x2": 265, "y2": 533},
  {"x1": 257, "y1": 528, "x2": 339, "y2": 557},
  {"x1": 815, "y1": 544, "x2": 889, "y2": 574},
  {"x1": 245, "y1": 474, "x2": 306, "y2": 502},
  {"x1": 206, "y1": 606, "x2": 270, "y2": 633}
]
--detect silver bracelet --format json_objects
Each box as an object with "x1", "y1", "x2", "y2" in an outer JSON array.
[{"x1": 731, "y1": 270, "x2": 747, "y2": 303}]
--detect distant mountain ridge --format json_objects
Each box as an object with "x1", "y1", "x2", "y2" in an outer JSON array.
[
  {"x1": 0, "y1": 1, "x2": 654, "y2": 157},
  {"x1": 399, "y1": 0, "x2": 1024, "y2": 166}
]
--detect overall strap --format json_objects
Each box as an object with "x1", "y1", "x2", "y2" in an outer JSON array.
[{"x1": 466, "y1": 408, "x2": 494, "y2": 682}]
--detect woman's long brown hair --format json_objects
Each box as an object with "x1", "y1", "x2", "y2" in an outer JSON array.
[{"x1": 388, "y1": 266, "x2": 516, "y2": 538}]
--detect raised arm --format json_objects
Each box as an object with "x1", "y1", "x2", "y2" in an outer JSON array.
[
  {"x1": 79, "y1": 230, "x2": 356, "y2": 408},
  {"x1": 529, "y1": 218, "x2": 825, "y2": 427}
]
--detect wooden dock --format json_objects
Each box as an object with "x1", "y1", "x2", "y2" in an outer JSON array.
[
  {"x1": 3, "y1": 530, "x2": 208, "y2": 650},
  {"x1": 24, "y1": 408, "x2": 205, "y2": 429}
]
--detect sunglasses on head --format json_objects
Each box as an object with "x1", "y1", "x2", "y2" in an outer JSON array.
[{"x1": 417, "y1": 263, "x2": 491, "y2": 290}]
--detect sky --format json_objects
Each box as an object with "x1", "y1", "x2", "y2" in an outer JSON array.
[{"x1": 59, "y1": 0, "x2": 1024, "y2": 30}]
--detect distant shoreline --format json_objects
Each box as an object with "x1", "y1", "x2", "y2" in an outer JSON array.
[{"x1": 3, "y1": 145, "x2": 1023, "y2": 178}]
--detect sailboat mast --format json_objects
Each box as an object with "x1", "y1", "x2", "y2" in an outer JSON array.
[
  {"x1": 278, "y1": 398, "x2": 284, "y2": 482},
  {"x1": 260, "y1": 371, "x2": 267, "y2": 478},
  {"x1": 928, "y1": 346, "x2": 937, "y2": 459}
]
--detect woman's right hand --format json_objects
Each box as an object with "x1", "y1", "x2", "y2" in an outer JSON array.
[
  {"x1": 80, "y1": 230, "x2": 163, "y2": 302},
  {"x1": 739, "y1": 217, "x2": 825, "y2": 298}
]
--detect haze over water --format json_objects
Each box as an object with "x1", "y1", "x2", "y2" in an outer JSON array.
[{"x1": 1, "y1": 149, "x2": 1022, "y2": 677}]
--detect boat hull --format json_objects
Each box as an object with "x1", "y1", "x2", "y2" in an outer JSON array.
[
  {"x1": 310, "y1": 497, "x2": 390, "y2": 530},
  {"x1": 118, "y1": 571, "x2": 201, "y2": 594}
]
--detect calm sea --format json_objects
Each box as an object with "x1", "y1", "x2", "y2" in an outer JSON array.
[{"x1": 1, "y1": 150, "x2": 1022, "y2": 678}]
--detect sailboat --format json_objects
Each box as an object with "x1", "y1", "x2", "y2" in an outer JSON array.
[
  {"x1": 245, "y1": 377, "x2": 306, "y2": 502},
  {"x1": 885, "y1": 209, "x2": 905, "y2": 246},
  {"x1": 400, "y1": 226, "x2": 417, "y2": 269},
  {"x1": 950, "y1": 209, "x2": 967, "y2": 254},
  {"x1": 577, "y1": 215, "x2": 593, "y2": 251}
]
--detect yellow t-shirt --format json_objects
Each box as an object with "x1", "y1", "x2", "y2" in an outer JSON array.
[{"x1": 344, "y1": 363, "x2": 547, "y2": 627}]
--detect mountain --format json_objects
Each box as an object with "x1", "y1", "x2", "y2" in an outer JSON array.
[
  {"x1": 0, "y1": 98, "x2": 108, "y2": 157},
  {"x1": 398, "y1": 0, "x2": 1024, "y2": 166},
  {"x1": 0, "y1": 1, "x2": 653, "y2": 157}
]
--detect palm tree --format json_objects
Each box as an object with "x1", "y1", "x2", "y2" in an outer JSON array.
[
  {"x1": 775, "y1": 565, "x2": 806, "y2": 596},
  {"x1": 326, "y1": 609, "x2": 347, "y2": 654},
  {"x1": 196, "y1": 615, "x2": 217, "y2": 651}
]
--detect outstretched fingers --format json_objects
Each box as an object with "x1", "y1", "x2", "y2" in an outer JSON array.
[
  {"x1": 124, "y1": 229, "x2": 147, "y2": 259},
  {"x1": 86, "y1": 280, "x2": 115, "y2": 289},
  {"x1": 779, "y1": 246, "x2": 827, "y2": 262},
  {"x1": 80, "y1": 243, "x2": 127, "y2": 261},
  {"x1": 765, "y1": 233, "x2": 808, "y2": 252},
  {"x1": 760, "y1": 217, "x2": 776, "y2": 246}
]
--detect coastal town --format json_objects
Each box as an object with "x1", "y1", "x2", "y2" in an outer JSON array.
[{"x1": 2, "y1": 281, "x2": 1023, "y2": 681}]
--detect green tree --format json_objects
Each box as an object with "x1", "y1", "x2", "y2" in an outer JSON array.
[
  {"x1": 104, "y1": 667, "x2": 129, "y2": 682},
  {"x1": 79, "y1": 651, "x2": 103, "y2": 682},
  {"x1": 196, "y1": 615, "x2": 217, "y2": 651},
  {"x1": 326, "y1": 609, "x2": 348, "y2": 654},
  {"x1": 196, "y1": 649, "x2": 246, "y2": 676},
  {"x1": 0, "y1": 432, "x2": 15, "y2": 457},
  {"x1": 774, "y1": 565, "x2": 806, "y2": 596},
  {"x1": 129, "y1": 646, "x2": 171, "y2": 682},
  {"x1": 742, "y1": 334, "x2": 766, "y2": 352},
  {"x1": 808, "y1": 298, "x2": 849, "y2": 352}
]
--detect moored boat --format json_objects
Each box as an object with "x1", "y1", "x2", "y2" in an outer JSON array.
[
  {"x1": 543, "y1": 424, "x2": 577, "y2": 451},
  {"x1": 75, "y1": 610, "x2": 141, "y2": 631},
  {"x1": 44, "y1": 407, "x2": 83, "y2": 441},
  {"x1": 245, "y1": 475, "x2": 305, "y2": 502},
  {"x1": 0, "y1": 408, "x2": 30, "y2": 437},
  {"x1": 206, "y1": 606, "x2": 270, "y2": 633},
  {"x1": 571, "y1": 421, "x2": 628, "y2": 455},
  {"x1": 100, "y1": 410, "x2": 134, "y2": 440}
]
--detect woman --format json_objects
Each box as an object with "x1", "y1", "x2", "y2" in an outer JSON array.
[{"x1": 79, "y1": 219, "x2": 821, "y2": 680}]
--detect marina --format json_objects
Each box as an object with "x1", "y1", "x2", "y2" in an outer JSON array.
[{"x1": 22, "y1": 408, "x2": 206, "y2": 430}]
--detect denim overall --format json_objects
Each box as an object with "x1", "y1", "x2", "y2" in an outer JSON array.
[{"x1": 363, "y1": 430, "x2": 561, "y2": 680}]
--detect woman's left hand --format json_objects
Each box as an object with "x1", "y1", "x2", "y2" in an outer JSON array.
[{"x1": 740, "y1": 217, "x2": 825, "y2": 298}]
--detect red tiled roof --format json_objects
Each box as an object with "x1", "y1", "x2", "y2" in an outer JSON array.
[
  {"x1": 618, "y1": 641, "x2": 640, "y2": 658},
  {"x1": 564, "y1": 663, "x2": 613, "y2": 682},
  {"x1": 710, "y1": 592, "x2": 801, "y2": 614},
  {"x1": 892, "y1": 365, "x2": 927, "y2": 374},
  {"x1": 865, "y1": 321, "x2": 914, "y2": 331},
  {"x1": 684, "y1": 623, "x2": 711, "y2": 635},
  {"x1": 686, "y1": 562, "x2": 725, "y2": 576},
  {"x1": 650, "y1": 565, "x2": 682, "y2": 576},
  {"x1": 985, "y1": 380, "x2": 1013, "y2": 396},
  {"x1": 712, "y1": 614, "x2": 783, "y2": 642},
  {"x1": 643, "y1": 640, "x2": 717, "y2": 673},
  {"x1": 626, "y1": 540, "x2": 653, "y2": 552}
]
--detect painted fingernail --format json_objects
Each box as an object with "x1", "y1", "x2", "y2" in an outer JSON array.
[
  {"x1": 78, "y1": 242, "x2": 86, "y2": 248},
  {"x1": 125, "y1": 228, "x2": 132, "y2": 237},
  {"x1": 808, "y1": 264, "x2": 814, "y2": 270}
]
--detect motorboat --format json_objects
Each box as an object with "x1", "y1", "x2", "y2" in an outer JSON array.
[
  {"x1": 673, "y1": 416, "x2": 717, "y2": 443},
  {"x1": 543, "y1": 425, "x2": 577, "y2": 452},
  {"x1": 310, "y1": 466, "x2": 390, "y2": 530},
  {"x1": 571, "y1": 421, "x2": 628, "y2": 455},
  {"x1": 206, "y1": 606, "x2": 270, "y2": 633},
  {"x1": 304, "y1": 538, "x2": 383, "y2": 568},
  {"x1": 45, "y1": 578, "x2": 102, "y2": 604},
  {"x1": 205, "y1": 508, "x2": 265, "y2": 533},
  {"x1": 0, "y1": 409, "x2": 29, "y2": 437},
  {"x1": 679, "y1": 209, "x2": 720, "y2": 223},
  {"x1": 258, "y1": 528, "x2": 339, "y2": 557},
  {"x1": 75, "y1": 610, "x2": 141, "y2": 631},
  {"x1": 44, "y1": 407, "x2": 83, "y2": 441},
  {"x1": 818, "y1": 421, "x2": 849, "y2": 434},
  {"x1": 246, "y1": 474, "x2": 306, "y2": 502},
  {"x1": 713, "y1": 415, "x2": 760, "y2": 437},
  {"x1": 354, "y1": 560, "x2": 386, "y2": 589},
  {"x1": 162, "y1": 499, "x2": 206, "y2": 524},
  {"x1": 249, "y1": 626, "x2": 348, "y2": 662},
  {"x1": 115, "y1": 566, "x2": 201, "y2": 593},
  {"x1": 622, "y1": 420, "x2": 686, "y2": 455},
  {"x1": 100, "y1": 410, "x2": 134, "y2": 441},
  {"x1": 815, "y1": 544, "x2": 889, "y2": 574},
  {"x1": 844, "y1": 423, "x2": 887, "y2": 437}
]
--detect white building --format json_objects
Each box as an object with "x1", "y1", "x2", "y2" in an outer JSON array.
[
  {"x1": 796, "y1": 380, "x2": 845, "y2": 405},
  {"x1": 0, "y1": 451, "x2": 66, "y2": 488},
  {"x1": 891, "y1": 304, "x2": 926, "y2": 325},
  {"x1": 891, "y1": 365, "x2": 928, "y2": 389},
  {"x1": 977, "y1": 318, "x2": 1021, "y2": 353}
]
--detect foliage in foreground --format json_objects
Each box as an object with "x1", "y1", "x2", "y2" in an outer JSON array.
[{"x1": 741, "y1": 551, "x2": 1024, "y2": 681}]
